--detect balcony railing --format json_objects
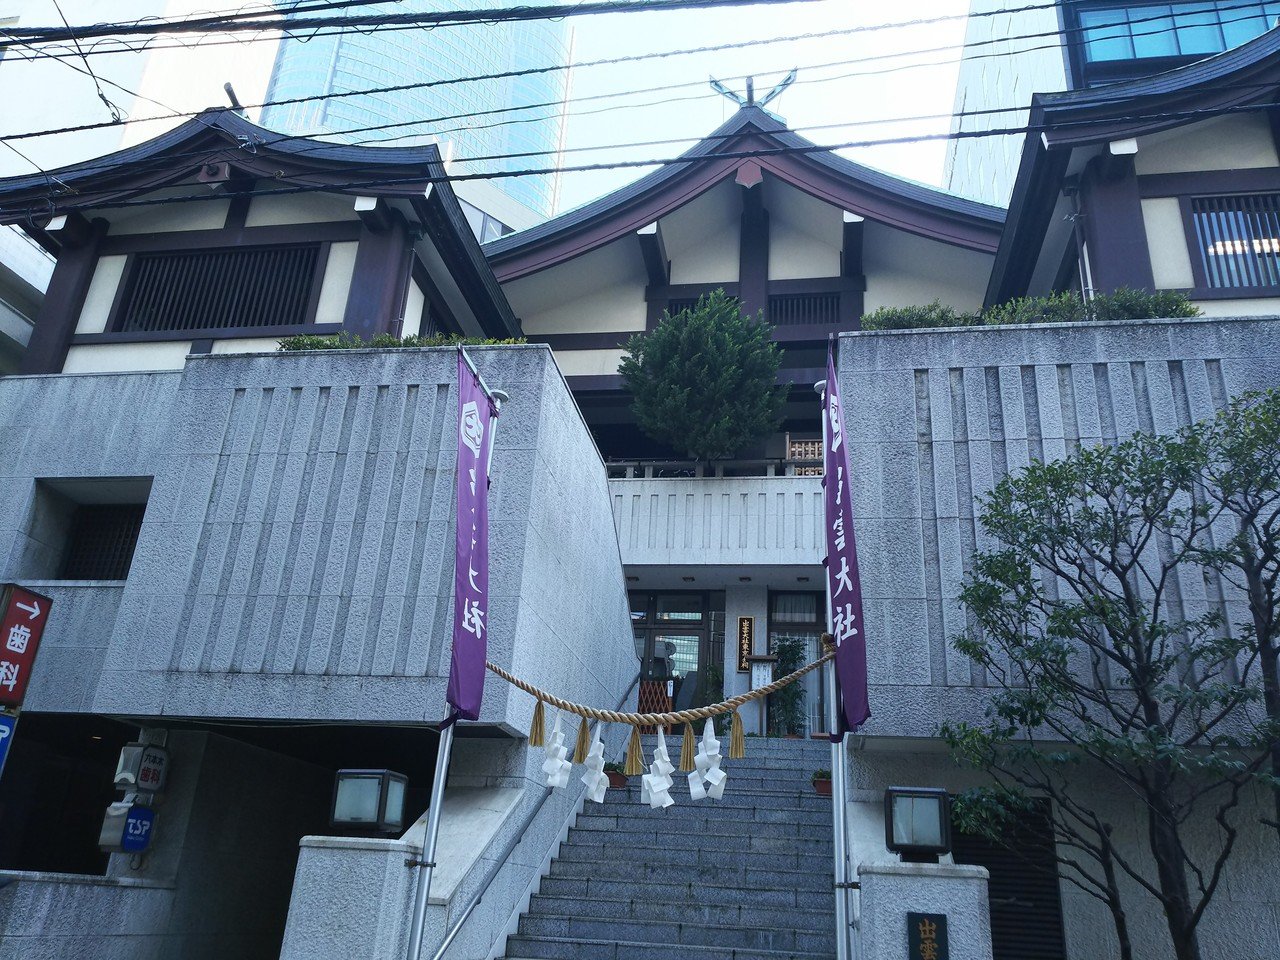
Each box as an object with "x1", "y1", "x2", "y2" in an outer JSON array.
[{"x1": 606, "y1": 456, "x2": 822, "y2": 480}]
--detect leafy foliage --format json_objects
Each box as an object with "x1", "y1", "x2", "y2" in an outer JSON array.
[
  {"x1": 277, "y1": 331, "x2": 526, "y2": 351},
  {"x1": 767, "y1": 635, "x2": 808, "y2": 736},
  {"x1": 943, "y1": 422, "x2": 1278, "y2": 960},
  {"x1": 863, "y1": 288, "x2": 1200, "y2": 332},
  {"x1": 618, "y1": 290, "x2": 786, "y2": 461}
]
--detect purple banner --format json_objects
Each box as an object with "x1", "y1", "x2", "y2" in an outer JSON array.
[
  {"x1": 823, "y1": 343, "x2": 871, "y2": 731},
  {"x1": 446, "y1": 350, "x2": 497, "y2": 721}
]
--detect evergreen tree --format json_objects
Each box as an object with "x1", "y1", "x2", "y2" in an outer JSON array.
[{"x1": 618, "y1": 290, "x2": 786, "y2": 461}]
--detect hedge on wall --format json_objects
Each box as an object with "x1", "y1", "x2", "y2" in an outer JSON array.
[{"x1": 860, "y1": 288, "x2": 1201, "y2": 332}]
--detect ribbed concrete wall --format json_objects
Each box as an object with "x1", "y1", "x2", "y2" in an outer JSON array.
[
  {"x1": 837, "y1": 316, "x2": 1280, "y2": 736},
  {"x1": 610, "y1": 476, "x2": 824, "y2": 567}
]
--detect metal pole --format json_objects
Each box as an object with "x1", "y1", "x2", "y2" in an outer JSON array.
[
  {"x1": 406, "y1": 380, "x2": 507, "y2": 960},
  {"x1": 406, "y1": 722, "x2": 456, "y2": 960},
  {"x1": 816, "y1": 378, "x2": 852, "y2": 960}
]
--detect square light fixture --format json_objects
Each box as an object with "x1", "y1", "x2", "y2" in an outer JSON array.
[
  {"x1": 332, "y1": 769, "x2": 408, "y2": 832},
  {"x1": 884, "y1": 786, "x2": 951, "y2": 862}
]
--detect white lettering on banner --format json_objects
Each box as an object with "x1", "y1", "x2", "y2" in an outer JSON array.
[
  {"x1": 835, "y1": 465, "x2": 844, "y2": 505},
  {"x1": 828, "y1": 399, "x2": 843, "y2": 453},
  {"x1": 834, "y1": 556, "x2": 854, "y2": 597},
  {"x1": 461, "y1": 600, "x2": 485, "y2": 640},
  {"x1": 468, "y1": 562, "x2": 481, "y2": 592},
  {"x1": 832, "y1": 604, "x2": 859, "y2": 647},
  {"x1": 460, "y1": 401, "x2": 484, "y2": 456},
  {"x1": 6, "y1": 624, "x2": 30, "y2": 654},
  {"x1": 0, "y1": 661, "x2": 18, "y2": 691},
  {"x1": 832, "y1": 515, "x2": 846, "y2": 551}
]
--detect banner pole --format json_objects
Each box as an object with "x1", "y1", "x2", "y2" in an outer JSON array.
[
  {"x1": 816, "y1": 378, "x2": 852, "y2": 960},
  {"x1": 407, "y1": 376, "x2": 506, "y2": 960},
  {"x1": 407, "y1": 720, "x2": 456, "y2": 960}
]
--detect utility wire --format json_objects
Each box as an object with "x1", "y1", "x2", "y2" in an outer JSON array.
[
  {"x1": 3, "y1": 0, "x2": 1274, "y2": 148},
  {"x1": 0, "y1": 0, "x2": 824, "y2": 48},
  {"x1": 50, "y1": 0, "x2": 124, "y2": 122},
  {"x1": 8, "y1": 97, "x2": 1280, "y2": 222}
]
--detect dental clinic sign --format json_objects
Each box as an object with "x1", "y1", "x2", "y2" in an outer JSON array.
[{"x1": 0, "y1": 584, "x2": 52, "y2": 708}]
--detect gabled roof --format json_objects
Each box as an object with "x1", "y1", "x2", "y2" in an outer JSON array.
[
  {"x1": 0, "y1": 109, "x2": 518, "y2": 336},
  {"x1": 485, "y1": 106, "x2": 1005, "y2": 281},
  {"x1": 988, "y1": 28, "x2": 1280, "y2": 303}
]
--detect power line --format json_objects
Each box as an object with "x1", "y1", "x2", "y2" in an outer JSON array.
[
  {"x1": 7, "y1": 97, "x2": 1280, "y2": 223},
  {"x1": 4, "y1": 0, "x2": 1272, "y2": 150},
  {"x1": 0, "y1": 0, "x2": 823, "y2": 49}
]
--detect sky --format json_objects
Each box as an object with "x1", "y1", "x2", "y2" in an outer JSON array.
[
  {"x1": 0, "y1": 0, "x2": 974, "y2": 212},
  {"x1": 549, "y1": 0, "x2": 973, "y2": 211}
]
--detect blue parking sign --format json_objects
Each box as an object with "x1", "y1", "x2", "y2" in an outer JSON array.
[
  {"x1": 0, "y1": 713, "x2": 16, "y2": 781},
  {"x1": 122, "y1": 805, "x2": 155, "y2": 852}
]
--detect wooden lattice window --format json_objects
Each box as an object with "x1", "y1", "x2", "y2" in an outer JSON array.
[{"x1": 115, "y1": 244, "x2": 323, "y2": 333}]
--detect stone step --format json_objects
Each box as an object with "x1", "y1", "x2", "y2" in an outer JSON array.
[
  {"x1": 537, "y1": 875, "x2": 836, "y2": 913},
  {"x1": 547, "y1": 857, "x2": 832, "y2": 892},
  {"x1": 599, "y1": 785, "x2": 832, "y2": 812},
  {"x1": 572, "y1": 813, "x2": 832, "y2": 840},
  {"x1": 504, "y1": 933, "x2": 831, "y2": 960},
  {"x1": 517, "y1": 915, "x2": 834, "y2": 955},
  {"x1": 579, "y1": 803, "x2": 832, "y2": 827},
  {"x1": 556, "y1": 842, "x2": 827, "y2": 873},
  {"x1": 564, "y1": 826, "x2": 832, "y2": 857},
  {"x1": 526, "y1": 893, "x2": 836, "y2": 933}
]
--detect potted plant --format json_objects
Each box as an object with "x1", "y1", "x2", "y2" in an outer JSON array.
[
  {"x1": 811, "y1": 769, "x2": 833, "y2": 796},
  {"x1": 604, "y1": 762, "x2": 629, "y2": 789}
]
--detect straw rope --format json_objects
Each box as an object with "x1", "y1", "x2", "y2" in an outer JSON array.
[{"x1": 484, "y1": 637, "x2": 834, "y2": 728}]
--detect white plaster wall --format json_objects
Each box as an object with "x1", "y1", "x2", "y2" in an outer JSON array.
[
  {"x1": 63, "y1": 341, "x2": 192, "y2": 372},
  {"x1": 316, "y1": 241, "x2": 358, "y2": 324},
  {"x1": 768, "y1": 180, "x2": 842, "y2": 280},
  {"x1": 552, "y1": 347, "x2": 626, "y2": 377},
  {"x1": 1141, "y1": 197, "x2": 1195, "y2": 289},
  {"x1": 1194, "y1": 297, "x2": 1280, "y2": 316},
  {"x1": 75, "y1": 255, "x2": 128, "y2": 334},
  {"x1": 244, "y1": 193, "x2": 359, "y2": 227},
  {"x1": 403, "y1": 281, "x2": 425, "y2": 338},
  {"x1": 106, "y1": 198, "x2": 230, "y2": 234},
  {"x1": 862, "y1": 223, "x2": 992, "y2": 313},
  {"x1": 663, "y1": 178, "x2": 740, "y2": 285},
  {"x1": 507, "y1": 241, "x2": 648, "y2": 336},
  {"x1": 210, "y1": 338, "x2": 289, "y2": 355},
  {"x1": 1136, "y1": 113, "x2": 1280, "y2": 176}
]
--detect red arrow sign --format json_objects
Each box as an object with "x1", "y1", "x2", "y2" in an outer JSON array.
[{"x1": 0, "y1": 584, "x2": 52, "y2": 708}]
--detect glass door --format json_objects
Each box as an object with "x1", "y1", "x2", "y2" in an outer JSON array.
[
  {"x1": 630, "y1": 592, "x2": 709, "y2": 720},
  {"x1": 768, "y1": 591, "x2": 827, "y2": 736}
]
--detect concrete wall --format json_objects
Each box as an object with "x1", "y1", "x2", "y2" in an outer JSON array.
[
  {"x1": 609, "y1": 476, "x2": 824, "y2": 567},
  {"x1": 835, "y1": 316, "x2": 1280, "y2": 735},
  {"x1": 0, "y1": 344, "x2": 634, "y2": 728}
]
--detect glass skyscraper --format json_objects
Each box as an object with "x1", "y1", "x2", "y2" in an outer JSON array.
[{"x1": 261, "y1": 2, "x2": 571, "y2": 232}]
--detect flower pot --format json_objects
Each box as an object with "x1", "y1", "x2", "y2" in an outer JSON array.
[
  {"x1": 606, "y1": 771, "x2": 629, "y2": 789},
  {"x1": 812, "y1": 778, "x2": 833, "y2": 796}
]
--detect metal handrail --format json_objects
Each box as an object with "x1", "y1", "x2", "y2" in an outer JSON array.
[{"x1": 427, "y1": 671, "x2": 641, "y2": 960}]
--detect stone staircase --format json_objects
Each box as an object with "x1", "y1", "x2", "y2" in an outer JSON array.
[{"x1": 503, "y1": 736, "x2": 836, "y2": 960}]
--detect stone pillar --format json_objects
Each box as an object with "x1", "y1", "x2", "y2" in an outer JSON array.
[{"x1": 857, "y1": 862, "x2": 993, "y2": 960}]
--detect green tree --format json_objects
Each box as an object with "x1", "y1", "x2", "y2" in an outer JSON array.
[
  {"x1": 942, "y1": 431, "x2": 1272, "y2": 960},
  {"x1": 767, "y1": 635, "x2": 807, "y2": 736},
  {"x1": 618, "y1": 290, "x2": 786, "y2": 461},
  {"x1": 1188, "y1": 390, "x2": 1280, "y2": 833}
]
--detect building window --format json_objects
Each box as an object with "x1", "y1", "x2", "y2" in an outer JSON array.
[
  {"x1": 114, "y1": 244, "x2": 323, "y2": 333},
  {"x1": 767, "y1": 591, "x2": 826, "y2": 735},
  {"x1": 59, "y1": 504, "x2": 146, "y2": 580},
  {"x1": 1079, "y1": 1, "x2": 1280, "y2": 64},
  {"x1": 1190, "y1": 193, "x2": 1280, "y2": 289}
]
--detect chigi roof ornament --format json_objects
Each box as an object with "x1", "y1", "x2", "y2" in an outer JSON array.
[{"x1": 709, "y1": 68, "x2": 796, "y2": 121}]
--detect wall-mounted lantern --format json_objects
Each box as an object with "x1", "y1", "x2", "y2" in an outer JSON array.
[
  {"x1": 884, "y1": 786, "x2": 951, "y2": 862},
  {"x1": 332, "y1": 769, "x2": 408, "y2": 833}
]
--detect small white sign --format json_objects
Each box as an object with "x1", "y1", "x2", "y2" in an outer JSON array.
[
  {"x1": 115, "y1": 743, "x2": 169, "y2": 794},
  {"x1": 751, "y1": 662, "x2": 773, "y2": 691}
]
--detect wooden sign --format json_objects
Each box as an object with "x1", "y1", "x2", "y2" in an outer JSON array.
[
  {"x1": 907, "y1": 912, "x2": 948, "y2": 960},
  {"x1": 736, "y1": 617, "x2": 754, "y2": 672}
]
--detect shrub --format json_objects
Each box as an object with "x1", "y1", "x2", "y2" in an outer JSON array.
[
  {"x1": 860, "y1": 300, "x2": 977, "y2": 331},
  {"x1": 619, "y1": 289, "x2": 786, "y2": 461},
  {"x1": 859, "y1": 288, "x2": 1201, "y2": 332},
  {"x1": 277, "y1": 331, "x2": 526, "y2": 351}
]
